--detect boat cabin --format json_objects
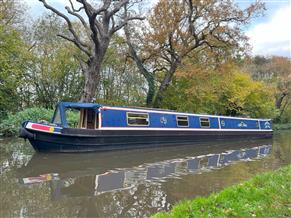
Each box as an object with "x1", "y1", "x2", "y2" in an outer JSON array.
[
  {"x1": 51, "y1": 102, "x2": 272, "y2": 131},
  {"x1": 51, "y1": 102, "x2": 101, "y2": 129}
]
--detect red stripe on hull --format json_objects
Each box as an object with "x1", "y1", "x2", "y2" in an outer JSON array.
[{"x1": 31, "y1": 124, "x2": 51, "y2": 131}]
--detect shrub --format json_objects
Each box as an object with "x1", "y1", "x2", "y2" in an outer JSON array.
[
  {"x1": 0, "y1": 107, "x2": 54, "y2": 136},
  {"x1": 65, "y1": 109, "x2": 80, "y2": 128}
]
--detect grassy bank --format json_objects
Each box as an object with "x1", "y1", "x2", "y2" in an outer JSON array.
[
  {"x1": 152, "y1": 165, "x2": 291, "y2": 218},
  {"x1": 274, "y1": 123, "x2": 291, "y2": 131}
]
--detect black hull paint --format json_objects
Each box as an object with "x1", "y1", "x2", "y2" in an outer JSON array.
[{"x1": 25, "y1": 128, "x2": 273, "y2": 152}]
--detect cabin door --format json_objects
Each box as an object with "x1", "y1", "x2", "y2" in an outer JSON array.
[
  {"x1": 80, "y1": 109, "x2": 97, "y2": 129},
  {"x1": 87, "y1": 109, "x2": 96, "y2": 129}
]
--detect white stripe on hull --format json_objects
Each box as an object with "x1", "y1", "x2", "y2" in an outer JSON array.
[{"x1": 100, "y1": 127, "x2": 273, "y2": 132}]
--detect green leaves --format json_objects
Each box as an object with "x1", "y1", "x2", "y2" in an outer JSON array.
[
  {"x1": 161, "y1": 62, "x2": 276, "y2": 118},
  {"x1": 0, "y1": 24, "x2": 28, "y2": 118},
  {"x1": 0, "y1": 107, "x2": 54, "y2": 136},
  {"x1": 23, "y1": 14, "x2": 84, "y2": 108}
]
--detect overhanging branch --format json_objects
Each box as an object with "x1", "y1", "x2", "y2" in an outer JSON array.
[
  {"x1": 39, "y1": 0, "x2": 90, "y2": 54},
  {"x1": 57, "y1": 34, "x2": 91, "y2": 57}
]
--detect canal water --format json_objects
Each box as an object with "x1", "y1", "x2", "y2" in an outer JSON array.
[{"x1": 0, "y1": 131, "x2": 290, "y2": 218}]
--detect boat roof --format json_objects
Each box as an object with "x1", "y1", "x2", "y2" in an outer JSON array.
[
  {"x1": 57, "y1": 102, "x2": 271, "y2": 121},
  {"x1": 58, "y1": 102, "x2": 102, "y2": 109}
]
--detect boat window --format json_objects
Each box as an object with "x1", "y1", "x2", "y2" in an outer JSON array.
[
  {"x1": 176, "y1": 116, "x2": 189, "y2": 127},
  {"x1": 65, "y1": 108, "x2": 80, "y2": 128},
  {"x1": 200, "y1": 117, "x2": 210, "y2": 128},
  {"x1": 127, "y1": 112, "x2": 149, "y2": 126}
]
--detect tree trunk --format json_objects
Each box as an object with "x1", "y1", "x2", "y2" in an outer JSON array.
[
  {"x1": 275, "y1": 93, "x2": 287, "y2": 109},
  {"x1": 152, "y1": 62, "x2": 178, "y2": 108},
  {"x1": 146, "y1": 77, "x2": 155, "y2": 106},
  {"x1": 123, "y1": 55, "x2": 155, "y2": 106},
  {"x1": 124, "y1": 26, "x2": 156, "y2": 107},
  {"x1": 80, "y1": 38, "x2": 109, "y2": 102},
  {"x1": 279, "y1": 98, "x2": 289, "y2": 117},
  {"x1": 81, "y1": 59, "x2": 101, "y2": 102}
]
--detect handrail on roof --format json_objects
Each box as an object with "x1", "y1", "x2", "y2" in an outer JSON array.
[
  {"x1": 116, "y1": 105, "x2": 178, "y2": 112},
  {"x1": 58, "y1": 101, "x2": 102, "y2": 109}
]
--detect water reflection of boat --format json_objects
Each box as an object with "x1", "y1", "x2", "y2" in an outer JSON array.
[{"x1": 18, "y1": 140, "x2": 272, "y2": 199}]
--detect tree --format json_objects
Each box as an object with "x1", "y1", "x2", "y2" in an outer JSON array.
[
  {"x1": 161, "y1": 61, "x2": 275, "y2": 118},
  {"x1": 246, "y1": 56, "x2": 291, "y2": 121},
  {"x1": 124, "y1": 23, "x2": 155, "y2": 106},
  {"x1": 266, "y1": 57, "x2": 291, "y2": 113},
  {"x1": 0, "y1": 0, "x2": 26, "y2": 27},
  {"x1": 125, "y1": 0, "x2": 264, "y2": 107},
  {"x1": 98, "y1": 35, "x2": 146, "y2": 106},
  {"x1": 0, "y1": 25, "x2": 29, "y2": 118},
  {"x1": 20, "y1": 13, "x2": 85, "y2": 108},
  {"x1": 0, "y1": 0, "x2": 29, "y2": 118},
  {"x1": 39, "y1": 0, "x2": 144, "y2": 102}
]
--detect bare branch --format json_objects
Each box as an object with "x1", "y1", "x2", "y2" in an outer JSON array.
[
  {"x1": 69, "y1": 0, "x2": 83, "y2": 12},
  {"x1": 65, "y1": 6, "x2": 88, "y2": 29},
  {"x1": 124, "y1": 24, "x2": 153, "y2": 79},
  {"x1": 110, "y1": 16, "x2": 145, "y2": 35},
  {"x1": 39, "y1": 0, "x2": 90, "y2": 53},
  {"x1": 108, "y1": 0, "x2": 129, "y2": 18},
  {"x1": 27, "y1": 41, "x2": 37, "y2": 52},
  {"x1": 57, "y1": 34, "x2": 91, "y2": 57},
  {"x1": 79, "y1": 0, "x2": 100, "y2": 47}
]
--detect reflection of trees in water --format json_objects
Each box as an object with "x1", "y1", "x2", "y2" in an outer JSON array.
[
  {"x1": 272, "y1": 132, "x2": 291, "y2": 163},
  {"x1": 0, "y1": 139, "x2": 33, "y2": 175},
  {"x1": 1, "y1": 136, "x2": 289, "y2": 217},
  {"x1": 35, "y1": 182, "x2": 168, "y2": 217},
  {"x1": 38, "y1": 145, "x2": 272, "y2": 217},
  {"x1": 48, "y1": 176, "x2": 169, "y2": 217},
  {"x1": 75, "y1": 183, "x2": 169, "y2": 218},
  {"x1": 0, "y1": 172, "x2": 51, "y2": 217}
]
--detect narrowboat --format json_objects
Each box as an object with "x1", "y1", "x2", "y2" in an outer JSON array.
[{"x1": 19, "y1": 102, "x2": 273, "y2": 152}]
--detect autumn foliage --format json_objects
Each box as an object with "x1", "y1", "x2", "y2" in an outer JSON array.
[{"x1": 161, "y1": 61, "x2": 276, "y2": 118}]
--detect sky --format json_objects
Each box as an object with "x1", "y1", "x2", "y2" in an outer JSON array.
[{"x1": 23, "y1": 0, "x2": 291, "y2": 58}]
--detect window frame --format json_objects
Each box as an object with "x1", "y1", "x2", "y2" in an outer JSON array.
[
  {"x1": 65, "y1": 108, "x2": 81, "y2": 128},
  {"x1": 126, "y1": 112, "x2": 150, "y2": 126},
  {"x1": 200, "y1": 117, "x2": 210, "y2": 128},
  {"x1": 52, "y1": 107, "x2": 62, "y2": 126},
  {"x1": 176, "y1": 115, "x2": 189, "y2": 127}
]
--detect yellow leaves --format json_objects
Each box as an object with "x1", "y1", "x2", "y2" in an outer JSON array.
[
  {"x1": 162, "y1": 60, "x2": 276, "y2": 118},
  {"x1": 150, "y1": 0, "x2": 183, "y2": 32},
  {"x1": 247, "y1": 56, "x2": 290, "y2": 119},
  {"x1": 146, "y1": 0, "x2": 191, "y2": 54}
]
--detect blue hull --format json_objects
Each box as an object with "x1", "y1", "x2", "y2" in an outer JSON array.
[{"x1": 23, "y1": 128, "x2": 273, "y2": 152}]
